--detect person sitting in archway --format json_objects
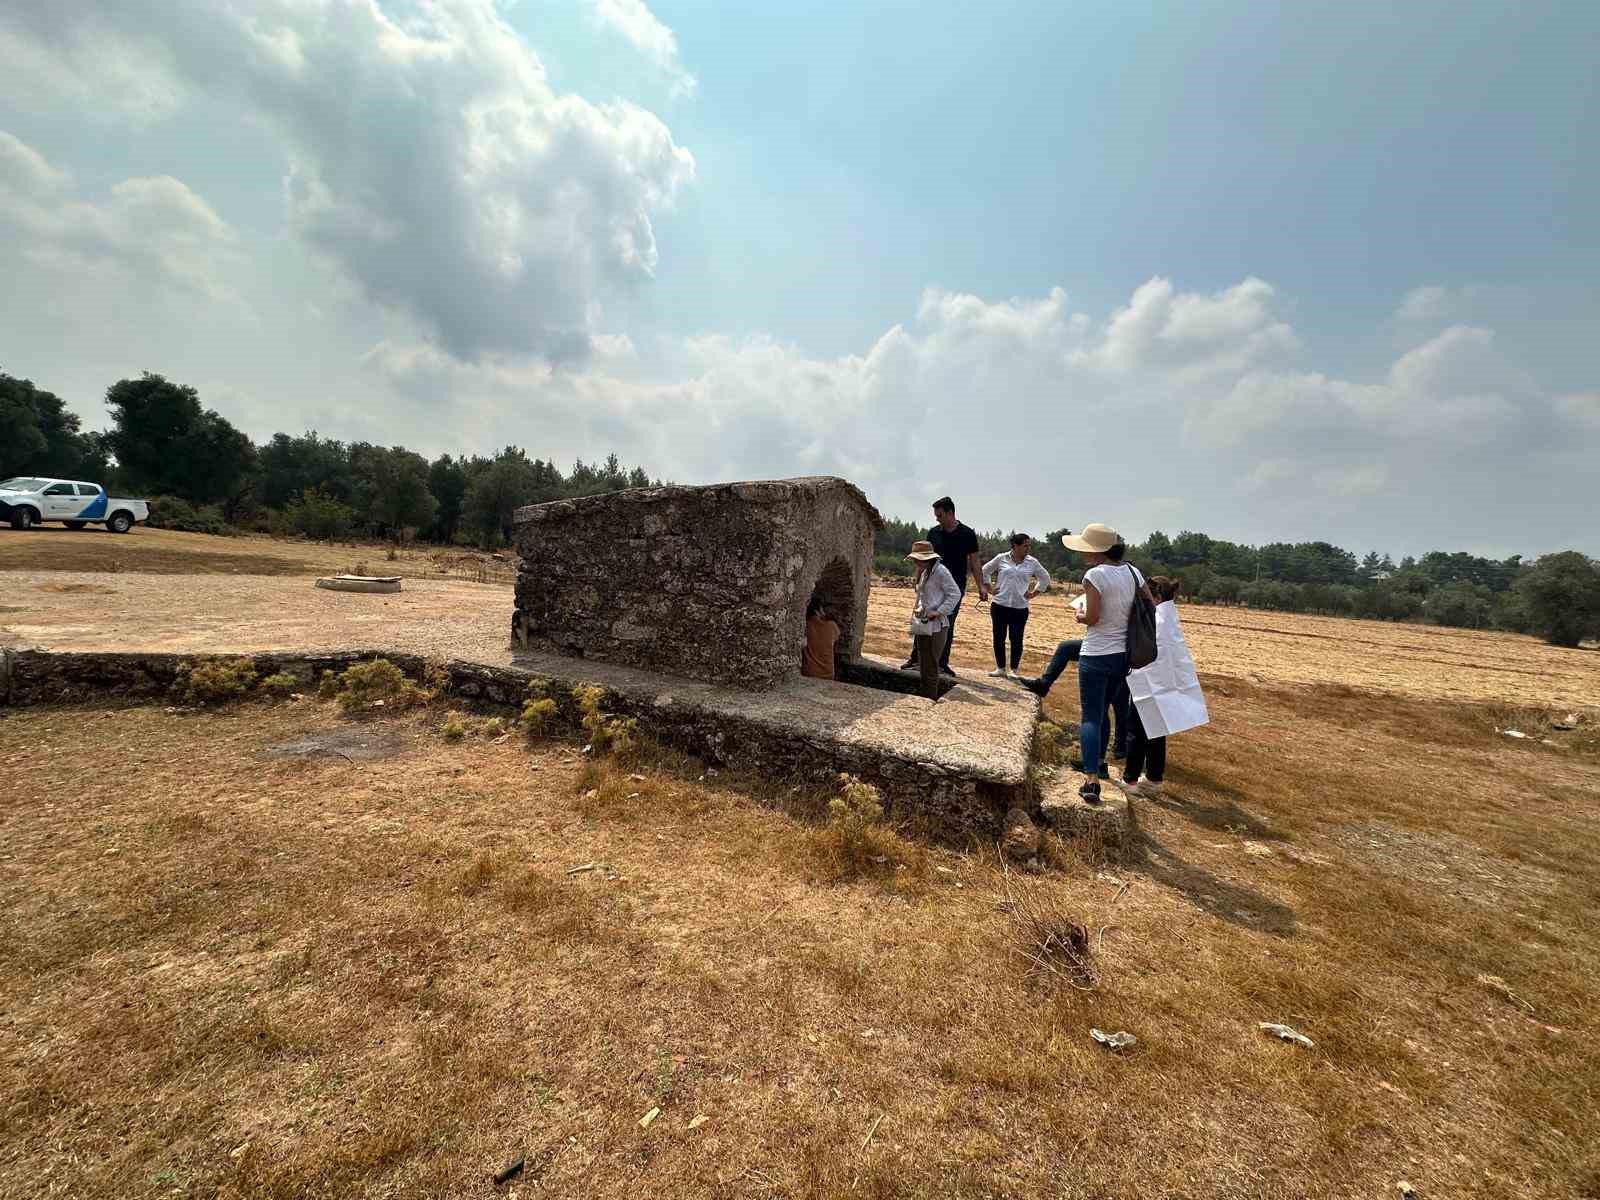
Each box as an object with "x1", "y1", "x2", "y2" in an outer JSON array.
[{"x1": 802, "y1": 596, "x2": 840, "y2": 680}]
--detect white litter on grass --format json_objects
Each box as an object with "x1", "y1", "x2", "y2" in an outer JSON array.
[
  {"x1": 1259, "y1": 1022, "x2": 1315, "y2": 1048},
  {"x1": 1499, "y1": 729, "x2": 1527, "y2": 739},
  {"x1": 1091, "y1": 1028, "x2": 1137, "y2": 1050}
]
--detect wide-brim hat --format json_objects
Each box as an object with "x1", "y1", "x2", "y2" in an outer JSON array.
[
  {"x1": 1061, "y1": 523, "x2": 1122, "y2": 553},
  {"x1": 906, "y1": 540, "x2": 941, "y2": 562}
]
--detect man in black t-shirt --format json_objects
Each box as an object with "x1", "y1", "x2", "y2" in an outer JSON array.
[{"x1": 899, "y1": 495, "x2": 987, "y2": 675}]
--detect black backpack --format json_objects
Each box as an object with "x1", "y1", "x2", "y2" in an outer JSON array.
[{"x1": 1124, "y1": 565, "x2": 1157, "y2": 669}]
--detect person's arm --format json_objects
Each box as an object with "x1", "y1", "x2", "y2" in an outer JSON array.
[
  {"x1": 970, "y1": 548, "x2": 987, "y2": 600},
  {"x1": 1027, "y1": 558, "x2": 1050, "y2": 598},
  {"x1": 981, "y1": 553, "x2": 1003, "y2": 590},
  {"x1": 1077, "y1": 576, "x2": 1101, "y2": 625},
  {"x1": 931, "y1": 568, "x2": 961, "y2": 618}
]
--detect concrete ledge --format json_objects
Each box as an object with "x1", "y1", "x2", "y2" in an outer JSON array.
[
  {"x1": 1040, "y1": 775, "x2": 1138, "y2": 851},
  {"x1": 2, "y1": 648, "x2": 1040, "y2": 839}
]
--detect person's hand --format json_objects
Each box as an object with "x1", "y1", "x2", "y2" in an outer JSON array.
[{"x1": 979, "y1": 584, "x2": 990, "y2": 602}]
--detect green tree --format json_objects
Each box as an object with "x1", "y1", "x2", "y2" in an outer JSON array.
[
  {"x1": 1513, "y1": 552, "x2": 1600, "y2": 647},
  {"x1": 428, "y1": 454, "x2": 468, "y2": 543},
  {"x1": 104, "y1": 373, "x2": 255, "y2": 508},
  {"x1": 348, "y1": 443, "x2": 435, "y2": 536},
  {"x1": 463, "y1": 447, "x2": 541, "y2": 547},
  {"x1": 283, "y1": 486, "x2": 355, "y2": 541},
  {"x1": 1, "y1": 370, "x2": 108, "y2": 479}
]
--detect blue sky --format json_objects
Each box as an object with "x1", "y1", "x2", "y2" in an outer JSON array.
[{"x1": 1, "y1": 0, "x2": 1596, "y2": 556}]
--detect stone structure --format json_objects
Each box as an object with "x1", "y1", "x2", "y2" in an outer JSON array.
[{"x1": 511, "y1": 477, "x2": 882, "y2": 690}]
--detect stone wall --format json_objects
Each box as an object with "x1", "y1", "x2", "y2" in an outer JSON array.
[
  {"x1": 511, "y1": 477, "x2": 882, "y2": 690},
  {"x1": 0, "y1": 648, "x2": 1025, "y2": 839}
]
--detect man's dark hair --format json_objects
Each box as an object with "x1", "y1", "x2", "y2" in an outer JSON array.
[
  {"x1": 1009, "y1": 532, "x2": 1030, "y2": 547},
  {"x1": 932, "y1": 496, "x2": 955, "y2": 514},
  {"x1": 806, "y1": 596, "x2": 825, "y2": 619},
  {"x1": 1148, "y1": 575, "x2": 1181, "y2": 602},
  {"x1": 1105, "y1": 541, "x2": 1127, "y2": 562}
]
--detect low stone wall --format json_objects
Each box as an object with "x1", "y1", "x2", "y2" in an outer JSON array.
[{"x1": 2, "y1": 648, "x2": 1024, "y2": 839}]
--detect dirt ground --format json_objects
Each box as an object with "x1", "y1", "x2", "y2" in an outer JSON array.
[
  {"x1": 4, "y1": 525, "x2": 1597, "y2": 711},
  {"x1": 3, "y1": 528, "x2": 1599, "y2": 1198}
]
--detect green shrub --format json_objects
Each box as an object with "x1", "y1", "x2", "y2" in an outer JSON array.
[
  {"x1": 521, "y1": 682, "x2": 559, "y2": 736},
  {"x1": 258, "y1": 672, "x2": 299, "y2": 697},
  {"x1": 178, "y1": 658, "x2": 257, "y2": 704},
  {"x1": 146, "y1": 495, "x2": 232, "y2": 536},
  {"x1": 481, "y1": 717, "x2": 507, "y2": 738},
  {"x1": 441, "y1": 712, "x2": 468, "y2": 740},
  {"x1": 284, "y1": 486, "x2": 355, "y2": 541},
  {"x1": 576, "y1": 684, "x2": 636, "y2": 758},
  {"x1": 872, "y1": 554, "x2": 913, "y2": 578},
  {"x1": 316, "y1": 669, "x2": 340, "y2": 700},
  {"x1": 331, "y1": 658, "x2": 430, "y2": 714}
]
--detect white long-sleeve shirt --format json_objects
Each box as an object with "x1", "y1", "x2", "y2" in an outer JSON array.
[
  {"x1": 914, "y1": 561, "x2": 961, "y2": 632},
  {"x1": 982, "y1": 552, "x2": 1052, "y2": 609}
]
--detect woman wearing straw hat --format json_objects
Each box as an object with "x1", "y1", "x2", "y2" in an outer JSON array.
[
  {"x1": 1021, "y1": 523, "x2": 1152, "y2": 803},
  {"x1": 906, "y1": 539, "x2": 961, "y2": 700}
]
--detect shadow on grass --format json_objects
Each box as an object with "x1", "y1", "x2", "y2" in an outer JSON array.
[
  {"x1": 1130, "y1": 832, "x2": 1298, "y2": 937},
  {"x1": 1149, "y1": 765, "x2": 1288, "y2": 841}
]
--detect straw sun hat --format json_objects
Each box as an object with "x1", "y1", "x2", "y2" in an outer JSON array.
[
  {"x1": 905, "y1": 540, "x2": 941, "y2": 562},
  {"x1": 1060, "y1": 523, "x2": 1123, "y2": 553}
]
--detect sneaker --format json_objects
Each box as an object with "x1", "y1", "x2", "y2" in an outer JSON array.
[
  {"x1": 899, "y1": 658, "x2": 918, "y2": 671},
  {"x1": 1078, "y1": 780, "x2": 1102, "y2": 805},
  {"x1": 1112, "y1": 776, "x2": 1140, "y2": 796},
  {"x1": 1137, "y1": 779, "x2": 1164, "y2": 797},
  {"x1": 1068, "y1": 758, "x2": 1112, "y2": 780},
  {"x1": 987, "y1": 667, "x2": 1008, "y2": 678},
  {"x1": 1017, "y1": 676, "x2": 1049, "y2": 697}
]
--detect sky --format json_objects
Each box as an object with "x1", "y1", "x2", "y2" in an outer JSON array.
[{"x1": 1, "y1": 0, "x2": 1596, "y2": 557}]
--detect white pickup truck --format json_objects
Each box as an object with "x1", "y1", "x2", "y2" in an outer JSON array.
[{"x1": 0, "y1": 477, "x2": 150, "y2": 533}]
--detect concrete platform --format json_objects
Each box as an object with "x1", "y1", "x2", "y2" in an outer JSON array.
[
  {"x1": 1039, "y1": 771, "x2": 1138, "y2": 851},
  {"x1": 2, "y1": 646, "x2": 1041, "y2": 838}
]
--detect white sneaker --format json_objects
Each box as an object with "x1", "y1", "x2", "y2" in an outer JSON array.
[
  {"x1": 987, "y1": 667, "x2": 1008, "y2": 678},
  {"x1": 1111, "y1": 776, "x2": 1140, "y2": 796},
  {"x1": 1137, "y1": 780, "x2": 1164, "y2": 797}
]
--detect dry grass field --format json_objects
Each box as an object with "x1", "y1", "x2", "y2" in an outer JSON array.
[{"x1": 3, "y1": 527, "x2": 1599, "y2": 1199}]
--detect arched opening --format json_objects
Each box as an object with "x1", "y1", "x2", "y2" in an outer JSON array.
[{"x1": 807, "y1": 556, "x2": 856, "y2": 671}]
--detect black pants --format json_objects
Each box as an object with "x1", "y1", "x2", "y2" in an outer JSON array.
[
  {"x1": 991, "y1": 603, "x2": 1029, "y2": 669},
  {"x1": 1124, "y1": 706, "x2": 1166, "y2": 782}
]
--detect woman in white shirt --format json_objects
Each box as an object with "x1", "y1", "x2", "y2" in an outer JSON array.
[
  {"x1": 907, "y1": 539, "x2": 961, "y2": 700},
  {"x1": 1022, "y1": 523, "x2": 1152, "y2": 804},
  {"x1": 981, "y1": 533, "x2": 1052, "y2": 678}
]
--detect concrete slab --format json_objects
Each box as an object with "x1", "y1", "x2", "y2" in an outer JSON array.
[{"x1": 1040, "y1": 773, "x2": 1138, "y2": 850}]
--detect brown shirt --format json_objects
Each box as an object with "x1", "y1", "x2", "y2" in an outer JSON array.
[{"x1": 802, "y1": 615, "x2": 839, "y2": 680}]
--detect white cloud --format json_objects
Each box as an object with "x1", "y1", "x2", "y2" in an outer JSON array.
[
  {"x1": 3, "y1": 0, "x2": 695, "y2": 362},
  {"x1": 360, "y1": 274, "x2": 1587, "y2": 544},
  {"x1": 1554, "y1": 392, "x2": 1600, "y2": 430},
  {"x1": 1396, "y1": 284, "x2": 1452, "y2": 322},
  {"x1": 0, "y1": 131, "x2": 238, "y2": 302},
  {"x1": 587, "y1": 0, "x2": 697, "y2": 98}
]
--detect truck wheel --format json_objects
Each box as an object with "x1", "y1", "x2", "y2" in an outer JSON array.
[
  {"x1": 9, "y1": 507, "x2": 38, "y2": 531},
  {"x1": 64, "y1": 521, "x2": 88, "y2": 530},
  {"x1": 108, "y1": 511, "x2": 134, "y2": 534}
]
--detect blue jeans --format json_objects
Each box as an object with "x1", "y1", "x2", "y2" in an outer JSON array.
[
  {"x1": 1039, "y1": 638, "x2": 1128, "y2": 755},
  {"x1": 1078, "y1": 652, "x2": 1128, "y2": 779}
]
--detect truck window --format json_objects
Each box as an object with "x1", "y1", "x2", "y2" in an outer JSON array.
[
  {"x1": 44, "y1": 483, "x2": 75, "y2": 495},
  {"x1": 77, "y1": 484, "x2": 102, "y2": 496}
]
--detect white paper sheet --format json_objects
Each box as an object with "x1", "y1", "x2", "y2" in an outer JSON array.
[{"x1": 1126, "y1": 601, "x2": 1209, "y2": 738}]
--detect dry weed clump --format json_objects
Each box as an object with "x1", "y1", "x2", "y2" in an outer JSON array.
[
  {"x1": 994, "y1": 863, "x2": 1097, "y2": 990},
  {"x1": 330, "y1": 658, "x2": 433, "y2": 715},
  {"x1": 576, "y1": 683, "x2": 637, "y2": 758},
  {"x1": 809, "y1": 774, "x2": 929, "y2": 888},
  {"x1": 439, "y1": 711, "x2": 509, "y2": 741},
  {"x1": 1032, "y1": 719, "x2": 1073, "y2": 766},
  {"x1": 521, "y1": 682, "x2": 558, "y2": 737},
  {"x1": 176, "y1": 657, "x2": 258, "y2": 704},
  {"x1": 258, "y1": 672, "x2": 298, "y2": 697}
]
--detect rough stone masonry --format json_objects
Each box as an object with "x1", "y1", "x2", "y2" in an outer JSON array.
[{"x1": 511, "y1": 477, "x2": 883, "y2": 690}]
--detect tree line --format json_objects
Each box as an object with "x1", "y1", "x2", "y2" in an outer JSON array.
[
  {"x1": 3, "y1": 368, "x2": 657, "y2": 548},
  {"x1": 8, "y1": 366, "x2": 1596, "y2": 646},
  {"x1": 874, "y1": 516, "x2": 1600, "y2": 648}
]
